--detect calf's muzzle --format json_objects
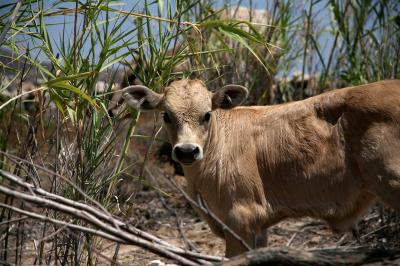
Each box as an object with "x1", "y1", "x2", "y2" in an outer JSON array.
[{"x1": 172, "y1": 143, "x2": 203, "y2": 165}]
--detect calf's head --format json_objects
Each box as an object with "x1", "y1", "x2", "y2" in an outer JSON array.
[{"x1": 123, "y1": 79, "x2": 248, "y2": 166}]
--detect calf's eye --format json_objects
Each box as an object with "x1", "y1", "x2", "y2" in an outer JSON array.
[
  {"x1": 203, "y1": 112, "x2": 211, "y2": 123},
  {"x1": 163, "y1": 113, "x2": 171, "y2": 123}
]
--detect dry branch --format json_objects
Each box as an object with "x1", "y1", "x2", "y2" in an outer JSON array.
[
  {"x1": 0, "y1": 169, "x2": 224, "y2": 265},
  {"x1": 0, "y1": 151, "x2": 116, "y2": 222},
  {"x1": 3, "y1": 171, "x2": 396, "y2": 266},
  {"x1": 220, "y1": 247, "x2": 400, "y2": 266}
]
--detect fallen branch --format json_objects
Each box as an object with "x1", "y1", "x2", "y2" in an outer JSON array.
[
  {"x1": 219, "y1": 247, "x2": 400, "y2": 266},
  {"x1": 0, "y1": 151, "x2": 117, "y2": 226},
  {"x1": 0, "y1": 169, "x2": 224, "y2": 265}
]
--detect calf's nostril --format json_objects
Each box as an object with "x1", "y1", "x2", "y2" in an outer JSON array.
[{"x1": 174, "y1": 144, "x2": 201, "y2": 163}]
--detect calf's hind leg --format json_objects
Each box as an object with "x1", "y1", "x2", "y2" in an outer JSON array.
[
  {"x1": 365, "y1": 164, "x2": 400, "y2": 211},
  {"x1": 359, "y1": 126, "x2": 400, "y2": 211},
  {"x1": 325, "y1": 191, "x2": 376, "y2": 233}
]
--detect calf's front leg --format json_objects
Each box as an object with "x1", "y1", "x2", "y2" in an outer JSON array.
[{"x1": 224, "y1": 203, "x2": 269, "y2": 257}]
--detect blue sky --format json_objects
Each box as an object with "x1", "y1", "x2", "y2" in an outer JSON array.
[{"x1": 2, "y1": 0, "x2": 333, "y2": 75}]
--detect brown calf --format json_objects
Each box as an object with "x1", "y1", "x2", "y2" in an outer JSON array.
[{"x1": 123, "y1": 79, "x2": 400, "y2": 257}]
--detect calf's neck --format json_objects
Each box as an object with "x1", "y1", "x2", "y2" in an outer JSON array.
[{"x1": 123, "y1": 79, "x2": 400, "y2": 257}]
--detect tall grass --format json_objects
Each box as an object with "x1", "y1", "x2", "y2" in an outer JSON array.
[
  {"x1": 0, "y1": 0, "x2": 272, "y2": 264},
  {"x1": 0, "y1": 0, "x2": 399, "y2": 264}
]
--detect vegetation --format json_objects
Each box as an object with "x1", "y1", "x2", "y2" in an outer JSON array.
[{"x1": 0, "y1": 0, "x2": 399, "y2": 264}]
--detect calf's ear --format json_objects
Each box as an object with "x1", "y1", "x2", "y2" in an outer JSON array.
[
  {"x1": 212, "y1": 84, "x2": 248, "y2": 109},
  {"x1": 122, "y1": 85, "x2": 163, "y2": 110}
]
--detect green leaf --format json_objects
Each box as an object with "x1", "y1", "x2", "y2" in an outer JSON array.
[
  {"x1": 46, "y1": 80, "x2": 98, "y2": 109},
  {"x1": 45, "y1": 72, "x2": 96, "y2": 86}
]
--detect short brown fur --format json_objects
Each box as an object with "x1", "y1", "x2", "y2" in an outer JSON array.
[{"x1": 123, "y1": 79, "x2": 400, "y2": 257}]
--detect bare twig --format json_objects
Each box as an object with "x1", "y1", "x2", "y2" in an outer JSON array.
[
  {"x1": 0, "y1": 186, "x2": 199, "y2": 265},
  {"x1": 0, "y1": 152, "x2": 119, "y2": 229},
  {"x1": 67, "y1": 229, "x2": 124, "y2": 266},
  {"x1": 335, "y1": 233, "x2": 349, "y2": 247},
  {"x1": 286, "y1": 232, "x2": 298, "y2": 247},
  {"x1": 0, "y1": 224, "x2": 16, "y2": 242},
  {"x1": 37, "y1": 225, "x2": 67, "y2": 250},
  {"x1": 0, "y1": 202, "x2": 126, "y2": 243},
  {"x1": 346, "y1": 223, "x2": 397, "y2": 246},
  {"x1": 0, "y1": 216, "x2": 28, "y2": 227},
  {"x1": 0, "y1": 169, "x2": 224, "y2": 265},
  {"x1": 111, "y1": 243, "x2": 121, "y2": 266}
]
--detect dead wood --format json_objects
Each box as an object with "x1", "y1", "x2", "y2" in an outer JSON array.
[
  {"x1": 220, "y1": 247, "x2": 400, "y2": 266},
  {"x1": 0, "y1": 169, "x2": 224, "y2": 265}
]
